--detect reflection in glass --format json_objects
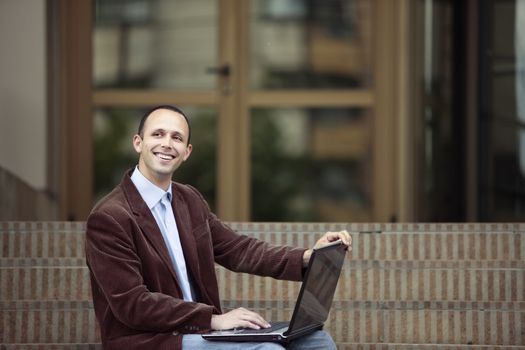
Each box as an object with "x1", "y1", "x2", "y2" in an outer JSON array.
[
  {"x1": 478, "y1": 0, "x2": 525, "y2": 220},
  {"x1": 251, "y1": 108, "x2": 372, "y2": 222},
  {"x1": 250, "y1": 0, "x2": 374, "y2": 89},
  {"x1": 490, "y1": 122, "x2": 525, "y2": 219},
  {"x1": 417, "y1": 0, "x2": 464, "y2": 221},
  {"x1": 93, "y1": 107, "x2": 217, "y2": 210},
  {"x1": 518, "y1": 1, "x2": 525, "y2": 178},
  {"x1": 93, "y1": 0, "x2": 218, "y2": 89}
]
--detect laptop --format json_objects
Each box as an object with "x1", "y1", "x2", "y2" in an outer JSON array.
[{"x1": 202, "y1": 239, "x2": 347, "y2": 344}]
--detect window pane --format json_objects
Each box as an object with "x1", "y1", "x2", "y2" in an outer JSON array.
[
  {"x1": 93, "y1": 106, "x2": 217, "y2": 211},
  {"x1": 250, "y1": 0, "x2": 374, "y2": 89},
  {"x1": 478, "y1": 0, "x2": 525, "y2": 220},
  {"x1": 93, "y1": 0, "x2": 218, "y2": 89},
  {"x1": 415, "y1": 0, "x2": 465, "y2": 221},
  {"x1": 488, "y1": 122, "x2": 525, "y2": 220},
  {"x1": 250, "y1": 108, "x2": 372, "y2": 221}
]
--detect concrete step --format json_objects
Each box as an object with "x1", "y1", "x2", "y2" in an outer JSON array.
[
  {"x1": 217, "y1": 261, "x2": 525, "y2": 303},
  {"x1": 224, "y1": 301, "x2": 525, "y2": 346},
  {"x1": 0, "y1": 345, "x2": 102, "y2": 350},
  {"x1": 2, "y1": 259, "x2": 524, "y2": 302},
  {"x1": 1, "y1": 301, "x2": 99, "y2": 344},
  {"x1": 0, "y1": 222, "x2": 86, "y2": 259},
  {"x1": 2, "y1": 222, "x2": 523, "y2": 261},
  {"x1": 2, "y1": 300, "x2": 524, "y2": 346},
  {"x1": 2, "y1": 222, "x2": 524, "y2": 348},
  {"x1": 0, "y1": 265, "x2": 92, "y2": 301},
  {"x1": 336, "y1": 344, "x2": 525, "y2": 350},
  {"x1": 1, "y1": 344, "x2": 524, "y2": 350}
]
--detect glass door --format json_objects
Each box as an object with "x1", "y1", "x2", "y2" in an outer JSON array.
[
  {"x1": 238, "y1": 0, "x2": 395, "y2": 221},
  {"x1": 92, "y1": 0, "x2": 223, "y2": 211},
  {"x1": 90, "y1": 0, "x2": 398, "y2": 222},
  {"x1": 478, "y1": 0, "x2": 525, "y2": 220}
]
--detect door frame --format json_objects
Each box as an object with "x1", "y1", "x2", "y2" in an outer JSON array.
[{"x1": 55, "y1": 0, "x2": 411, "y2": 222}]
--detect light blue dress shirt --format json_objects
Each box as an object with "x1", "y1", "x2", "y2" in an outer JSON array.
[{"x1": 130, "y1": 167, "x2": 194, "y2": 301}]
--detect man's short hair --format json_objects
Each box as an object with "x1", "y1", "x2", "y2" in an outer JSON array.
[{"x1": 138, "y1": 105, "x2": 192, "y2": 144}]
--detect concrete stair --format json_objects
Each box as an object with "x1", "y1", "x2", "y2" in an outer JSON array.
[{"x1": 1, "y1": 222, "x2": 524, "y2": 349}]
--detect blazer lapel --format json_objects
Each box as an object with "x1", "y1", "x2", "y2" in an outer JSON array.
[{"x1": 121, "y1": 172, "x2": 182, "y2": 289}]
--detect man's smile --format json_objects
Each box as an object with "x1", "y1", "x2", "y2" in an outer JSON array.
[{"x1": 154, "y1": 152, "x2": 175, "y2": 161}]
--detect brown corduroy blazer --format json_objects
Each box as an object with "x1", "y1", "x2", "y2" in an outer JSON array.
[{"x1": 85, "y1": 170, "x2": 306, "y2": 350}]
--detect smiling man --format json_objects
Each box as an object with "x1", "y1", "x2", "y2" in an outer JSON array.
[
  {"x1": 85, "y1": 105, "x2": 351, "y2": 350},
  {"x1": 133, "y1": 106, "x2": 193, "y2": 190}
]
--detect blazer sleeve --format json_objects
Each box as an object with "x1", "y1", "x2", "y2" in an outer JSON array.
[
  {"x1": 185, "y1": 186, "x2": 307, "y2": 281},
  {"x1": 85, "y1": 209, "x2": 215, "y2": 333}
]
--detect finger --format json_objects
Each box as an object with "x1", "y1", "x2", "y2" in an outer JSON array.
[
  {"x1": 327, "y1": 230, "x2": 350, "y2": 245},
  {"x1": 333, "y1": 231, "x2": 353, "y2": 251},
  {"x1": 238, "y1": 320, "x2": 264, "y2": 330},
  {"x1": 241, "y1": 310, "x2": 265, "y2": 323},
  {"x1": 341, "y1": 230, "x2": 351, "y2": 245},
  {"x1": 238, "y1": 308, "x2": 271, "y2": 328},
  {"x1": 249, "y1": 312, "x2": 271, "y2": 328}
]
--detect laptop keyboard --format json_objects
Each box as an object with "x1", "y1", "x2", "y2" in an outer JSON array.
[{"x1": 233, "y1": 321, "x2": 289, "y2": 334}]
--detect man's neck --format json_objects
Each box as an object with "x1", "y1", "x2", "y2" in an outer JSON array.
[{"x1": 136, "y1": 165, "x2": 171, "y2": 191}]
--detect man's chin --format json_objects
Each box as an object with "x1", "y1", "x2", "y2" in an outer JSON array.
[{"x1": 154, "y1": 165, "x2": 179, "y2": 176}]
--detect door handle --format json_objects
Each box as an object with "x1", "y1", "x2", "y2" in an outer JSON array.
[{"x1": 206, "y1": 64, "x2": 230, "y2": 77}]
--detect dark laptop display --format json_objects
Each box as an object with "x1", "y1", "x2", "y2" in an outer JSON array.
[
  {"x1": 202, "y1": 240, "x2": 346, "y2": 344},
  {"x1": 288, "y1": 240, "x2": 345, "y2": 333}
]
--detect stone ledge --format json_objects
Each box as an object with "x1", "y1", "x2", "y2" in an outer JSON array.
[
  {"x1": 2, "y1": 222, "x2": 524, "y2": 347},
  {"x1": 0, "y1": 344, "x2": 102, "y2": 350},
  {"x1": 3, "y1": 306, "x2": 524, "y2": 345},
  {"x1": 2, "y1": 262, "x2": 524, "y2": 302},
  {"x1": 336, "y1": 344, "x2": 525, "y2": 350},
  {"x1": 3, "y1": 300, "x2": 525, "y2": 311},
  {"x1": 3, "y1": 258, "x2": 525, "y2": 268},
  {"x1": 3, "y1": 229, "x2": 523, "y2": 261}
]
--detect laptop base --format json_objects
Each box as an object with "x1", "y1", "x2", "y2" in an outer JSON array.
[{"x1": 202, "y1": 324, "x2": 322, "y2": 344}]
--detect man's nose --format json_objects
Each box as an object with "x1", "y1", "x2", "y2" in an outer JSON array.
[{"x1": 161, "y1": 136, "x2": 172, "y2": 147}]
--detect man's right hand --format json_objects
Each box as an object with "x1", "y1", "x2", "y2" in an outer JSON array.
[{"x1": 210, "y1": 307, "x2": 271, "y2": 330}]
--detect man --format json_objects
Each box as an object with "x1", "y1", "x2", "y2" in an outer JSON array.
[{"x1": 85, "y1": 105, "x2": 351, "y2": 349}]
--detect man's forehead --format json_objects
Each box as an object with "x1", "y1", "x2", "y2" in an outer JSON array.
[{"x1": 144, "y1": 109, "x2": 189, "y2": 131}]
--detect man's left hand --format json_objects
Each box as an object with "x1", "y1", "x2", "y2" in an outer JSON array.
[{"x1": 302, "y1": 230, "x2": 352, "y2": 267}]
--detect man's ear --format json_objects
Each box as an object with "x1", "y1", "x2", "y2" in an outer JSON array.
[
  {"x1": 132, "y1": 134, "x2": 142, "y2": 153},
  {"x1": 183, "y1": 144, "x2": 193, "y2": 161}
]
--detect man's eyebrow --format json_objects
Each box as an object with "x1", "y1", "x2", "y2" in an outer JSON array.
[{"x1": 149, "y1": 128, "x2": 186, "y2": 138}]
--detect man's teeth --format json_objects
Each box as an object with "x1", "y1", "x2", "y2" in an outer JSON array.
[{"x1": 157, "y1": 153, "x2": 174, "y2": 160}]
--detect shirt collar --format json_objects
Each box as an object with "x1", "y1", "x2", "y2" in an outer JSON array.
[{"x1": 130, "y1": 166, "x2": 172, "y2": 209}]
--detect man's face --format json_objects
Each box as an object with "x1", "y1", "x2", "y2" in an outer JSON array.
[{"x1": 133, "y1": 108, "x2": 192, "y2": 189}]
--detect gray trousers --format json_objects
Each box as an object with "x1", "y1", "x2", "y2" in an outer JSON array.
[{"x1": 182, "y1": 330, "x2": 337, "y2": 350}]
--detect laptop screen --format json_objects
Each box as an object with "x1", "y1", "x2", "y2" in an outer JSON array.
[{"x1": 287, "y1": 241, "x2": 346, "y2": 333}]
